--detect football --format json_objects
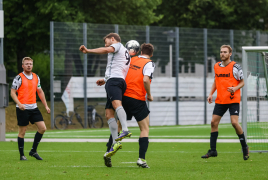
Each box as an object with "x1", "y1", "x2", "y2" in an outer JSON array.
[{"x1": 125, "y1": 40, "x2": 140, "y2": 56}]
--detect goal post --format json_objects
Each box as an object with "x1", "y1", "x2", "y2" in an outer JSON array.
[{"x1": 242, "y1": 46, "x2": 268, "y2": 152}]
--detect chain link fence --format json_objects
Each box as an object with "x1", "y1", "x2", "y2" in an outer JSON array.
[{"x1": 50, "y1": 22, "x2": 268, "y2": 129}]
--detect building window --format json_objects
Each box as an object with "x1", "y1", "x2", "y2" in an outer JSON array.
[
  {"x1": 179, "y1": 63, "x2": 182, "y2": 73},
  {"x1": 191, "y1": 62, "x2": 195, "y2": 73},
  {"x1": 161, "y1": 65, "x2": 165, "y2": 73},
  {"x1": 184, "y1": 63, "x2": 189, "y2": 73}
]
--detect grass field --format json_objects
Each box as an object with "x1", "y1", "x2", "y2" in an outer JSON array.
[
  {"x1": 0, "y1": 142, "x2": 267, "y2": 180},
  {"x1": 6, "y1": 124, "x2": 243, "y2": 139},
  {"x1": 2, "y1": 125, "x2": 268, "y2": 179}
]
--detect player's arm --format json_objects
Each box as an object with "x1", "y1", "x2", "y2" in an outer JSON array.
[
  {"x1": 227, "y1": 79, "x2": 244, "y2": 93},
  {"x1": 37, "y1": 88, "x2": 50, "y2": 113},
  {"x1": 227, "y1": 64, "x2": 244, "y2": 93},
  {"x1": 10, "y1": 89, "x2": 25, "y2": 110},
  {"x1": 79, "y1": 45, "x2": 115, "y2": 54},
  {"x1": 143, "y1": 62, "x2": 155, "y2": 101},
  {"x1": 207, "y1": 79, "x2": 216, "y2": 104},
  {"x1": 143, "y1": 75, "x2": 153, "y2": 101}
]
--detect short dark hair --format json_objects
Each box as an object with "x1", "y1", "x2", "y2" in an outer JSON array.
[
  {"x1": 220, "y1": 45, "x2": 232, "y2": 53},
  {"x1": 141, "y1": 43, "x2": 154, "y2": 57},
  {"x1": 103, "y1": 33, "x2": 121, "y2": 42}
]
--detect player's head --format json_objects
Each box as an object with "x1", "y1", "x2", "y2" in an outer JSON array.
[
  {"x1": 140, "y1": 43, "x2": 154, "y2": 57},
  {"x1": 220, "y1": 45, "x2": 232, "y2": 61},
  {"x1": 22, "y1": 57, "x2": 33, "y2": 72},
  {"x1": 103, "y1": 33, "x2": 121, "y2": 47}
]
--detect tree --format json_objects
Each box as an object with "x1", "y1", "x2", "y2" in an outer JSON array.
[
  {"x1": 153, "y1": 0, "x2": 268, "y2": 30},
  {"x1": 4, "y1": 0, "x2": 162, "y2": 73},
  {"x1": 3, "y1": 0, "x2": 162, "y2": 99}
]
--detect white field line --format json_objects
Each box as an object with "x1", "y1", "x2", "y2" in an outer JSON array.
[
  {"x1": 6, "y1": 138, "x2": 243, "y2": 143},
  {"x1": 6, "y1": 138, "x2": 268, "y2": 143},
  {"x1": 5, "y1": 125, "x2": 232, "y2": 135},
  {"x1": 50, "y1": 165, "x2": 136, "y2": 168},
  {"x1": 0, "y1": 150, "x2": 241, "y2": 153},
  {"x1": 5, "y1": 135, "x2": 238, "y2": 138},
  {"x1": 121, "y1": 162, "x2": 136, "y2": 163}
]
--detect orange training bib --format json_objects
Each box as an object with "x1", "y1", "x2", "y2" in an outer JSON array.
[
  {"x1": 124, "y1": 56, "x2": 152, "y2": 101},
  {"x1": 17, "y1": 72, "x2": 38, "y2": 104},
  {"x1": 214, "y1": 61, "x2": 240, "y2": 104}
]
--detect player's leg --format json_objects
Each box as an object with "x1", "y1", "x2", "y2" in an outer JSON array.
[
  {"x1": 202, "y1": 104, "x2": 227, "y2": 158},
  {"x1": 128, "y1": 96, "x2": 150, "y2": 168},
  {"x1": 137, "y1": 115, "x2": 150, "y2": 168},
  {"x1": 105, "y1": 78, "x2": 131, "y2": 141},
  {"x1": 210, "y1": 114, "x2": 221, "y2": 150},
  {"x1": 18, "y1": 126, "x2": 27, "y2": 160},
  {"x1": 229, "y1": 103, "x2": 249, "y2": 160},
  {"x1": 104, "y1": 119, "x2": 122, "y2": 167},
  {"x1": 16, "y1": 108, "x2": 29, "y2": 160},
  {"x1": 105, "y1": 108, "x2": 122, "y2": 157},
  {"x1": 112, "y1": 100, "x2": 128, "y2": 131},
  {"x1": 29, "y1": 108, "x2": 46, "y2": 160},
  {"x1": 113, "y1": 100, "x2": 132, "y2": 141}
]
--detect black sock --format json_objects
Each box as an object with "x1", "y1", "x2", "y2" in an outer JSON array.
[
  {"x1": 106, "y1": 134, "x2": 113, "y2": 152},
  {"x1": 31, "y1": 132, "x2": 43, "y2": 152},
  {"x1": 18, "y1": 137, "x2": 24, "y2": 156},
  {"x1": 237, "y1": 132, "x2": 247, "y2": 148},
  {"x1": 210, "y1": 132, "x2": 218, "y2": 151},
  {"x1": 139, "y1": 137, "x2": 149, "y2": 159}
]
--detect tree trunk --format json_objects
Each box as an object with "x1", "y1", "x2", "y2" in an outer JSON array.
[{"x1": 16, "y1": 49, "x2": 26, "y2": 74}]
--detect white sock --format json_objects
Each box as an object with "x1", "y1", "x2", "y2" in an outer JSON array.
[
  {"x1": 108, "y1": 118, "x2": 118, "y2": 144},
  {"x1": 116, "y1": 106, "x2": 128, "y2": 131}
]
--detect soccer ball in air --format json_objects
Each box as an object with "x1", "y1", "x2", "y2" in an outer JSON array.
[{"x1": 125, "y1": 40, "x2": 140, "y2": 56}]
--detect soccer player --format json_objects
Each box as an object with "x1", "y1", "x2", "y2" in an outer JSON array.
[
  {"x1": 10, "y1": 57, "x2": 50, "y2": 161},
  {"x1": 104, "y1": 43, "x2": 155, "y2": 168},
  {"x1": 201, "y1": 45, "x2": 249, "y2": 160},
  {"x1": 79, "y1": 33, "x2": 132, "y2": 157}
]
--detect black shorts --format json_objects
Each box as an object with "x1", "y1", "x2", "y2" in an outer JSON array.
[
  {"x1": 122, "y1": 96, "x2": 150, "y2": 122},
  {"x1": 16, "y1": 108, "x2": 44, "y2": 126},
  {"x1": 213, "y1": 103, "x2": 240, "y2": 117},
  {"x1": 105, "y1": 78, "x2": 127, "y2": 109}
]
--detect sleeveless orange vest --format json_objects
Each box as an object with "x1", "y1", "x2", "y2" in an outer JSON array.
[
  {"x1": 214, "y1": 61, "x2": 240, "y2": 104},
  {"x1": 17, "y1": 72, "x2": 38, "y2": 104},
  {"x1": 124, "y1": 56, "x2": 152, "y2": 101}
]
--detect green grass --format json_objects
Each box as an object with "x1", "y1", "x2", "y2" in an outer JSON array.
[
  {"x1": 6, "y1": 124, "x2": 241, "y2": 139},
  {"x1": 0, "y1": 142, "x2": 267, "y2": 180}
]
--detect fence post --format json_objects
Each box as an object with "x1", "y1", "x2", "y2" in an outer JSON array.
[
  {"x1": 230, "y1": 30, "x2": 234, "y2": 61},
  {"x1": 146, "y1": 26, "x2": 150, "y2": 114},
  {"x1": 83, "y1": 23, "x2": 88, "y2": 128},
  {"x1": 115, "y1": 24, "x2": 119, "y2": 34},
  {"x1": 175, "y1": 27, "x2": 179, "y2": 125},
  {"x1": 50, "y1": 21, "x2": 54, "y2": 129},
  {"x1": 146, "y1": 26, "x2": 150, "y2": 43},
  {"x1": 256, "y1": 31, "x2": 260, "y2": 122},
  {"x1": 203, "y1": 28, "x2": 207, "y2": 124}
]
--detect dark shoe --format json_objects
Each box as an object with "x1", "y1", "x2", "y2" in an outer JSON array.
[
  {"x1": 29, "y1": 151, "x2": 43, "y2": 160},
  {"x1": 242, "y1": 146, "x2": 249, "y2": 160},
  {"x1": 103, "y1": 152, "x2": 112, "y2": 167},
  {"x1": 201, "y1": 149, "x2": 218, "y2": 158},
  {"x1": 20, "y1": 156, "x2": 28, "y2": 161}
]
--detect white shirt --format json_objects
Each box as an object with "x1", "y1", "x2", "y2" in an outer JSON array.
[
  {"x1": 139, "y1": 55, "x2": 155, "y2": 79},
  {"x1": 11, "y1": 72, "x2": 41, "y2": 109},
  {"x1": 214, "y1": 61, "x2": 244, "y2": 80},
  {"x1": 104, "y1": 43, "x2": 130, "y2": 82}
]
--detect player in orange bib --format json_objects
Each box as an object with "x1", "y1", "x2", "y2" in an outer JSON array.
[
  {"x1": 201, "y1": 45, "x2": 249, "y2": 160},
  {"x1": 104, "y1": 43, "x2": 155, "y2": 168},
  {"x1": 11, "y1": 57, "x2": 50, "y2": 161}
]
